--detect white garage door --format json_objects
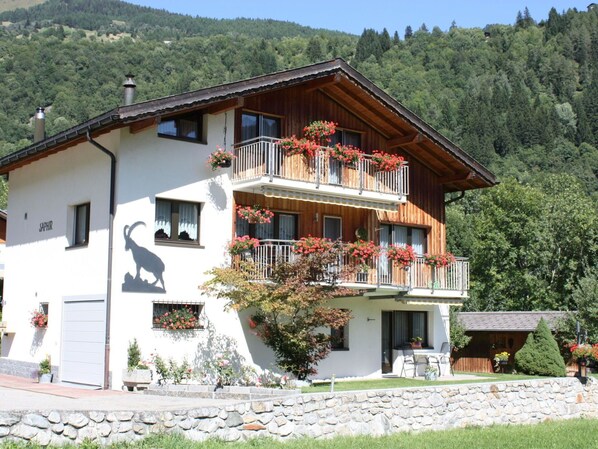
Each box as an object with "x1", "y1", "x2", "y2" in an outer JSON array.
[{"x1": 61, "y1": 299, "x2": 106, "y2": 387}]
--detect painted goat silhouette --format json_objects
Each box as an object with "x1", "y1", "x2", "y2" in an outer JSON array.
[{"x1": 123, "y1": 222, "x2": 166, "y2": 292}]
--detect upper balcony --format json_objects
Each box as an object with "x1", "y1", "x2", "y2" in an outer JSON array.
[
  {"x1": 236, "y1": 240, "x2": 469, "y2": 301},
  {"x1": 231, "y1": 137, "x2": 409, "y2": 211}
]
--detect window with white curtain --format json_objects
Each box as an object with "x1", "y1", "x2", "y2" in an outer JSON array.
[
  {"x1": 154, "y1": 199, "x2": 200, "y2": 244},
  {"x1": 380, "y1": 224, "x2": 427, "y2": 255}
]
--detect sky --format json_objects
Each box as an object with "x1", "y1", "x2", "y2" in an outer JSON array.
[{"x1": 125, "y1": 0, "x2": 592, "y2": 35}]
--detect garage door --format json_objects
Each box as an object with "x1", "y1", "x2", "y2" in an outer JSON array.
[{"x1": 61, "y1": 299, "x2": 105, "y2": 387}]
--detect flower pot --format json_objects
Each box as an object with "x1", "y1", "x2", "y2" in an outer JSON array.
[
  {"x1": 122, "y1": 368, "x2": 152, "y2": 391},
  {"x1": 217, "y1": 160, "x2": 232, "y2": 168},
  {"x1": 424, "y1": 371, "x2": 437, "y2": 381},
  {"x1": 39, "y1": 373, "x2": 53, "y2": 383},
  {"x1": 410, "y1": 342, "x2": 422, "y2": 349}
]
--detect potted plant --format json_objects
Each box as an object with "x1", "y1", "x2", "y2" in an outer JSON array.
[
  {"x1": 278, "y1": 136, "x2": 319, "y2": 158},
  {"x1": 386, "y1": 244, "x2": 416, "y2": 267},
  {"x1": 371, "y1": 151, "x2": 405, "y2": 172},
  {"x1": 207, "y1": 147, "x2": 235, "y2": 170},
  {"x1": 38, "y1": 355, "x2": 52, "y2": 383},
  {"x1": 493, "y1": 351, "x2": 510, "y2": 368},
  {"x1": 569, "y1": 343, "x2": 596, "y2": 366},
  {"x1": 424, "y1": 365, "x2": 438, "y2": 381},
  {"x1": 236, "y1": 205, "x2": 274, "y2": 224},
  {"x1": 31, "y1": 309, "x2": 48, "y2": 329},
  {"x1": 122, "y1": 339, "x2": 152, "y2": 391},
  {"x1": 302, "y1": 120, "x2": 337, "y2": 145},
  {"x1": 228, "y1": 235, "x2": 260, "y2": 256},
  {"x1": 292, "y1": 236, "x2": 334, "y2": 255},
  {"x1": 410, "y1": 337, "x2": 423, "y2": 349},
  {"x1": 424, "y1": 253, "x2": 456, "y2": 268},
  {"x1": 328, "y1": 143, "x2": 363, "y2": 167}
]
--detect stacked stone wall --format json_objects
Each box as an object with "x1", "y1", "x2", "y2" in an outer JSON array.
[{"x1": 1, "y1": 378, "x2": 596, "y2": 445}]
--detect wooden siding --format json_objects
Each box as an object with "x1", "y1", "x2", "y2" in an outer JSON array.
[
  {"x1": 234, "y1": 84, "x2": 446, "y2": 251},
  {"x1": 452, "y1": 331, "x2": 530, "y2": 374}
]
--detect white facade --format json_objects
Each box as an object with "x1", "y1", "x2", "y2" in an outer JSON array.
[{"x1": 1, "y1": 112, "x2": 453, "y2": 388}]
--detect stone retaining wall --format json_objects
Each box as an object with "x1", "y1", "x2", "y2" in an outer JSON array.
[{"x1": 1, "y1": 378, "x2": 596, "y2": 445}]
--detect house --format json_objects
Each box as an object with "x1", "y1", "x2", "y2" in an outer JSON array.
[
  {"x1": 0, "y1": 59, "x2": 496, "y2": 388},
  {"x1": 453, "y1": 311, "x2": 568, "y2": 373}
]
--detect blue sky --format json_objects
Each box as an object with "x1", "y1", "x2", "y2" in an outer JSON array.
[{"x1": 126, "y1": 0, "x2": 591, "y2": 35}]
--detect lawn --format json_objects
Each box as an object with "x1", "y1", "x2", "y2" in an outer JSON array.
[
  {"x1": 2, "y1": 418, "x2": 596, "y2": 449},
  {"x1": 301, "y1": 372, "x2": 544, "y2": 393}
]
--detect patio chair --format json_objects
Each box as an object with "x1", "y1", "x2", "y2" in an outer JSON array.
[
  {"x1": 426, "y1": 342, "x2": 453, "y2": 376},
  {"x1": 400, "y1": 345, "x2": 427, "y2": 377}
]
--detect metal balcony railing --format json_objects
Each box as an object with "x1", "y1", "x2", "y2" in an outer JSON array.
[
  {"x1": 235, "y1": 239, "x2": 469, "y2": 294},
  {"x1": 232, "y1": 137, "x2": 409, "y2": 198}
]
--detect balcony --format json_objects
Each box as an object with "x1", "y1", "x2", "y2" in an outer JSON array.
[
  {"x1": 236, "y1": 240, "x2": 469, "y2": 300},
  {"x1": 232, "y1": 137, "x2": 409, "y2": 211}
]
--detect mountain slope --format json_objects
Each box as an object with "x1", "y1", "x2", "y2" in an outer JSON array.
[{"x1": 0, "y1": 0, "x2": 350, "y2": 39}]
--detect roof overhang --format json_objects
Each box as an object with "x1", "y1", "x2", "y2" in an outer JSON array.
[{"x1": 0, "y1": 59, "x2": 497, "y2": 190}]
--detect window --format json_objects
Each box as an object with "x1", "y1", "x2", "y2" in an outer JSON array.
[
  {"x1": 155, "y1": 199, "x2": 200, "y2": 244},
  {"x1": 241, "y1": 112, "x2": 281, "y2": 141},
  {"x1": 158, "y1": 112, "x2": 203, "y2": 142},
  {"x1": 152, "y1": 302, "x2": 206, "y2": 330},
  {"x1": 329, "y1": 129, "x2": 362, "y2": 148},
  {"x1": 331, "y1": 310, "x2": 349, "y2": 350},
  {"x1": 73, "y1": 203, "x2": 90, "y2": 246},
  {"x1": 379, "y1": 224, "x2": 427, "y2": 255},
  {"x1": 323, "y1": 216, "x2": 342, "y2": 241},
  {"x1": 392, "y1": 311, "x2": 428, "y2": 348},
  {"x1": 236, "y1": 211, "x2": 297, "y2": 241},
  {"x1": 328, "y1": 129, "x2": 362, "y2": 185}
]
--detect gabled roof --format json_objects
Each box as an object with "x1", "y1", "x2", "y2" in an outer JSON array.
[
  {"x1": 456, "y1": 311, "x2": 569, "y2": 332},
  {"x1": 0, "y1": 59, "x2": 497, "y2": 191}
]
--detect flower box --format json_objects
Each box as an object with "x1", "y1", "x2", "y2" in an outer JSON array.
[
  {"x1": 386, "y1": 244, "x2": 416, "y2": 267},
  {"x1": 371, "y1": 151, "x2": 405, "y2": 172},
  {"x1": 424, "y1": 253, "x2": 456, "y2": 268},
  {"x1": 236, "y1": 205, "x2": 274, "y2": 224}
]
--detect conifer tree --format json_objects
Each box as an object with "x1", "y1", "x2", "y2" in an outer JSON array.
[{"x1": 514, "y1": 318, "x2": 566, "y2": 376}]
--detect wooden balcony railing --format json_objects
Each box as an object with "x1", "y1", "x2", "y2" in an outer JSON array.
[
  {"x1": 236, "y1": 240, "x2": 469, "y2": 295},
  {"x1": 232, "y1": 137, "x2": 409, "y2": 198}
]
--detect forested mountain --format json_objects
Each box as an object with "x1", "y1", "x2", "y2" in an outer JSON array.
[{"x1": 0, "y1": 0, "x2": 596, "y2": 319}]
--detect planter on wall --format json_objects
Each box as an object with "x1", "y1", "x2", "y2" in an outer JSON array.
[{"x1": 122, "y1": 369, "x2": 152, "y2": 391}]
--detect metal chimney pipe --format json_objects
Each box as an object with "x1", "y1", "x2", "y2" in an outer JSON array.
[
  {"x1": 123, "y1": 74, "x2": 136, "y2": 106},
  {"x1": 34, "y1": 107, "x2": 46, "y2": 143}
]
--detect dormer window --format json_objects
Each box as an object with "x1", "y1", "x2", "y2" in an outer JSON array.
[{"x1": 158, "y1": 112, "x2": 203, "y2": 143}]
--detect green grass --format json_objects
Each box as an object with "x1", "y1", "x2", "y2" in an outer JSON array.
[
  {"x1": 301, "y1": 372, "x2": 544, "y2": 393},
  {"x1": 2, "y1": 419, "x2": 597, "y2": 449}
]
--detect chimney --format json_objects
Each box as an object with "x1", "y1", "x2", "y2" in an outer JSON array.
[
  {"x1": 123, "y1": 74, "x2": 136, "y2": 106},
  {"x1": 34, "y1": 107, "x2": 45, "y2": 143}
]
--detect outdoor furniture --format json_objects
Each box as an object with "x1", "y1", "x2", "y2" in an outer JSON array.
[
  {"x1": 400, "y1": 345, "x2": 427, "y2": 377},
  {"x1": 426, "y1": 341, "x2": 453, "y2": 376}
]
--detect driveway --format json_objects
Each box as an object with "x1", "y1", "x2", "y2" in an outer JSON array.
[{"x1": 0, "y1": 374, "x2": 236, "y2": 411}]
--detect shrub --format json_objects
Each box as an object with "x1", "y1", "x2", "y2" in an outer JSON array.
[
  {"x1": 127, "y1": 339, "x2": 142, "y2": 370},
  {"x1": 514, "y1": 318, "x2": 566, "y2": 376}
]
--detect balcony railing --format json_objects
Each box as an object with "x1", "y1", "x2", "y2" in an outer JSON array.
[
  {"x1": 236, "y1": 240, "x2": 469, "y2": 295},
  {"x1": 232, "y1": 137, "x2": 409, "y2": 199}
]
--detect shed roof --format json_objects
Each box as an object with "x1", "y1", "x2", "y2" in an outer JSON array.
[{"x1": 456, "y1": 311, "x2": 569, "y2": 332}]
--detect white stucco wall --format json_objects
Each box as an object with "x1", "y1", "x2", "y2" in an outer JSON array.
[{"x1": 1, "y1": 132, "x2": 116, "y2": 369}]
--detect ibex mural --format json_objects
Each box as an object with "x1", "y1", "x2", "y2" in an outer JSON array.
[{"x1": 122, "y1": 221, "x2": 166, "y2": 293}]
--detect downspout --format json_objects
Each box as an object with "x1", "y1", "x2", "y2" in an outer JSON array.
[
  {"x1": 86, "y1": 130, "x2": 116, "y2": 390},
  {"x1": 444, "y1": 191, "x2": 465, "y2": 205}
]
